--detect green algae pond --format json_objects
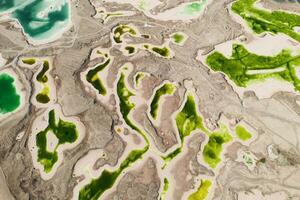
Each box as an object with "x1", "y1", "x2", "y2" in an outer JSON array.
[
  {"x1": 143, "y1": 44, "x2": 173, "y2": 58},
  {"x1": 113, "y1": 25, "x2": 138, "y2": 44},
  {"x1": 202, "y1": 125, "x2": 232, "y2": 168},
  {"x1": 235, "y1": 125, "x2": 252, "y2": 141},
  {"x1": 163, "y1": 93, "x2": 208, "y2": 163},
  {"x1": 78, "y1": 145, "x2": 148, "y2": 200},
  {"x1": 160, "y1": 178, "x2": 169, "y2": 200},
  {"x1": 86, "y1": 59, "x2": 111, "y2": 96},
  {"x1": 0, "y1": 73, "x2": 21, "y2": 115},
  {"x1": 36, "y1": 60, "x2": 51, "y2": 104},
  {"x1": 116, "y1": 69, "x2": 149, "y2": 143},
  {"x1": 206, "y1": 44, "x2": 300, "y2": 91},
  {"x1": 134, "y1": 72, "x2": 145, "y2": 88},
  {"x1": 188, "y1": 179, "x2": 212, "y2": 200},
  {"x1": 171, "y1": 32, "x2": 187, "y2": 46},
  {"x1": 150, "y1": 82, "x2": 175, "y2": 120},
  {"x1": 124, "y1": 46, "x2": 136, "y2": 55},
  {"x1": 231, "y1": 0, "x2": 300, "y2": 42},
  {"x1": 0, "y1": 0, "x2": 71, "y2": 44},
  {"x1": 36, "y1": 109, "x2": 79, "y2": 173},
  {"x1": 22, "y1": 58, "x2": 36, "y2": 65}
]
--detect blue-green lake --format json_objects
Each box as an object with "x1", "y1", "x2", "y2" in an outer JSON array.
[{"x1": 0, "y1": 0, "x2": 71, "y2": 44}]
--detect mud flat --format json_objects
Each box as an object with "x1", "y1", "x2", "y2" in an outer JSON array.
[
  {"x1": 0, "y1": 0, "x2": 72, "y2": 45},
  {"x1": 93, "y1": 7, "x2": 135, "y2": 24},
  {"x1": 0, "y1": 53, "x2": 6, "y2": 68},
  {"x1": 99, "y1": 0, "x2": 212, "y2": 21},
  {"x1": 28, "y1": 104, "x2": 85, "y2": 180},
  {"x1": 0, "y1": 168, "x2": 14, "y2": 200}
]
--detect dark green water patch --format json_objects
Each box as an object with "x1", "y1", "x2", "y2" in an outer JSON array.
[
  {"x1": 36, "y1": 109, "x2": 79, "y2": 173},
  {"x1": 151, "y1": 46, "x2": 171, "y2": 58}
]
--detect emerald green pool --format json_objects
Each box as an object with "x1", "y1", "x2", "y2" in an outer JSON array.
[
  {"x1": 150, "y1": 83, "x2": 175, "y2": 120},
  {"x1": 0, "y1": 0, "x2": 70, "y2": 44},
  {"x1": 0, "y1": 73, "x2": 20, "y2": 115},
  {"x1": 232, "y1": 0, "x2": 300, "y2": 42},
  {"x1": 36, "y1": 109, "x2": 79, "y2": 173},
  {"x1": 206, "y1": 44, "x2": 300, "y2": 90}
]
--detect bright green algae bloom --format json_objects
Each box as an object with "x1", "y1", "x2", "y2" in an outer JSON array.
[
  {"x1": 79, "y1": 145, "x2": 149, "y2": 200},
  {"x1": 231, "y1": 0, "x2": 300, "y2": 42},
  {"x1": 188, "y1": 179, "x2": 212, "y2": 200},
  {"x1": 0, "y1": 0, "x2": 70, "y2": 42},
  {"x1": 113, "y1": 25, "x2": 137, "y2": 43},
  {"x1": 150, "y1": 83, "x2": 175, "y2": 120},
  {"x1": 203, "y1": 125, "x2": 232, "y2": 168},
  {"x1": 160, "y1": 178, "x2": 169, "y2": 200},
  {"x1": 206, "y1": 44, "x2": 300, "y2": 90},
  {"x1": 86, "y1": 59, "x2": 111, "y2": 96},
  {"x1": 36, "y1": 110, "x2": 79, "y2": 173},
  {"x1": 163, "y1": 94, "x2": 208, "y2": 163},
  {"x1": 0, "y1": 73, "x2": 20, "y2": 114},
  {"x1": 235, "y1": 125, "x2": 252, "y2": 141},
  {"x1": 36, "y1": 60, "x2": 50, "y2": 104}
]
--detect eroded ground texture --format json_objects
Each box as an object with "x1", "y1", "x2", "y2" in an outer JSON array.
[{"x1": 0, "y1": 0, "x2": 300, "y2": 200}]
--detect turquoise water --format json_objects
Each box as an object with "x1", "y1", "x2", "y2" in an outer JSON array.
[
  {"x1": 0, "y1": 0, "x2": 70, "y2": 44},
  {"x1": 0, "y1": 73, "x2": 20, "y2": 115}
]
